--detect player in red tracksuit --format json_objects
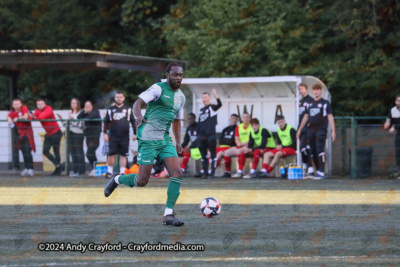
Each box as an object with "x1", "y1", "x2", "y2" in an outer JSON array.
[{"x1": 33, "y1": 99, "x2": 63, "y2": 176}]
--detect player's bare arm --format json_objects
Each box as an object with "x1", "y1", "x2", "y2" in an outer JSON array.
[
  {"x1": 172, "y1": 118, "x2": 183, "y2": 154},
  {"x1": 328, "y1": 114, "x2": 336, "y2": 142},
  {"x1": 296, "y1": 114, "x2": 309, "y2": 139},
  {"x1": 133, "y1": 98, "x2": 148, "y2": 128}
]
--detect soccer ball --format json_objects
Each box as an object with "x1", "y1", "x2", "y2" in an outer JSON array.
[{"x1": 200, "y1": 197, "x2": 221, "y2": 218}]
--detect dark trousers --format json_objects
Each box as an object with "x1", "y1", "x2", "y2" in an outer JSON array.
[
  {"x1": 86, "y1": 134, "x2": 100, "y2": 170},
  {"x1": 69, "y1": 131, "x2": 85, "y2": 174},
  {"x1": 198, "y1": 134, "x2": 217, "y2": 175},
  {"x1": 11, "y1": 128, "x2": 20, "y2": 170},
  {"x1": 43, "y1": 130, "x2": 62, "y2": 167},
  {"x1": 396, "y1": 134, "x2": 400, "y2": 170},
  {"x1": 18, "y1": 136, "x2": 33, "y2": 169},
  {"x1": 300, "y1": 127, "x2": 309, "y2": 166},
  {"x1": 307, "y1": 128, "x2": 327, "y2": 173}
]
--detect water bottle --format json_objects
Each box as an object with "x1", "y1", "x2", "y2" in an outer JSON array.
[
  {"x1": 102, "y1": 164, "x2": 107, "y2": 177},
  {"x1": 298, "y1": 166, "x2": 303, "y2": 179},
  {"x1": 288, "y1": 166, "x2": 293, "y2": 180},
  {"x1": 280, "y1": 166, "x2": 285, "y2": 178},
  {"x1": 95, "y1": 163, "x2": 100, "y2": 177}
]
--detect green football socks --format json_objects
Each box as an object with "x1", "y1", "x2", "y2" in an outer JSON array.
[
  {"x1": 118, "y1": 173, "x2": 138, "y2": 187},
  {"x1": 166, "y1": 177, "x2": 182, "y2": 209}
]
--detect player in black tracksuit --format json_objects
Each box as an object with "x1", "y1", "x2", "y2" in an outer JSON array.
[
  {"x1": 298, "y1": 83, "x2": 314, "y2": 173},
  {"x1": 297, "y1": 84, "x2": 335, "y2": 179},
  {"x1": 197, "y1": 89, "x2": 222, "y2": 178},
  {"x1": 180, "y1": 113, "x2": 200, "y2": 172},
  {"x1": 103, "y1": 92, "x2": 136, "y2": 177}
]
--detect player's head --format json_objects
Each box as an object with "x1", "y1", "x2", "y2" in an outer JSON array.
[
  {"x1": 70, "y1": 97, "x2": 81, "y2": 112},
  {"x1": 395, "y1": 94, "x2": 400, "y2": 108},
  {"x1": 298, "y1": 83, "x2": 308, "y2": 97},
  {"x1": 84, "y1": 100, "x2": 94, "y2": 113},
  {"x1": 250, "y1": 118, "x2": 260, "y2": 132},
  {"x1": 202, "y1": 92, "x2": 211, "y2": 106},
  {"x1": 12, "y1": 98, "x2": 22, "y2": 111},
  {"x1": 165, "y1": 62, "x2": 183, "y2": 90},
  {"x1": 114, "y1": 91, "x2": 125, "y2": 105},
  {"x1": 276, "y1": 115, "x2": 286, "y2": 129},
  {"x1": 187, "y1": 113, "x2": 196, "y2": 125},
  {"x1": 312, "y1": 84, "x2": 322, "y2": 99},
  {"x1": 242, "y1": 112, "x2": 250, "y2": 125},
  {"x1": 36, "y1": 98, "x2": 46, "y2": 110},
  {"x1": 229, "y1": 114, "x2": 239, "y2": 126}
]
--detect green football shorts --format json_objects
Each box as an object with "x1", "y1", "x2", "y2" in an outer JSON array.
[{"x1": 137, "y1": 140, "x2": 178, "y2": 165}]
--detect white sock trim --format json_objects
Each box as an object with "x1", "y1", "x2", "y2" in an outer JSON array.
[
  {"x1": 107, "y1": 166, "x2": 113, "y2": 173},
  {"x1": 164, "y1": 208, "x2": 173, "y2": 216},
  {"x1": 114, "y1": 175, "x2": 121, "y2": 184}
]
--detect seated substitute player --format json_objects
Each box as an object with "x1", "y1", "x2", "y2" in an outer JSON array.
[
  {"x1": 215, "y1": 113, "x2": 239, "y2": 177},
  {"x1": 180, "y1": 112, "x2": 199, "y2": 173},
  {"x1": 259, "y1": 115, "x2": 297, "y2": 177},
  {"x1": 105, "y1": 62, "x2": 186, "y2": 227},
  {"x1": 296, "y1": 84, "x2": 336, "y2": 179},
  {"x1": 242, "y1": 118, "x2": 276, "y2": 179},
  {"x1": 223, "y1": 112, "x2": 252, "y2": 178}
]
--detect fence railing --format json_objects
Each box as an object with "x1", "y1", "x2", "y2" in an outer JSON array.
[{"x1": 0, "y1": 117, "x2": 396, "y2": 178}]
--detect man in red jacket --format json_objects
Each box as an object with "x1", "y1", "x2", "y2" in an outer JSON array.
[
  {"x1": 7, "y1": 99, "x2": 36, "y2": 176},
  {"x1": 33, "y1": 99, "x2": 63, "y2": 176}
]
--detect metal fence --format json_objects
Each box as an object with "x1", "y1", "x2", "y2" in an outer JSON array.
[
  {"x1": 332, "y1": 116, "x2": 396, "y2": 178},
  {"x1": 0, "y1": 116, "x2": 396, "y2": 178}
]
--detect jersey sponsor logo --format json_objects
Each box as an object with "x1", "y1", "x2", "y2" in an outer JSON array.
[
  {"x1": 112, "y1": 112, "x2": 127, "y2": 120},
  {"x1": 310, "y1": 108, "x2": 321, "y2": 116},
  {"x1": 199, "y1": 113, "x2": 208, "y2": 122},
  {"x1": 163, "y1": 94, "x2": 171, "y2": 99}
]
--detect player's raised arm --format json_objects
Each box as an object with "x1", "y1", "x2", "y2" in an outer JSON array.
[{"x1": 133, "y1": 98, "x2": 148, "y2": 129}]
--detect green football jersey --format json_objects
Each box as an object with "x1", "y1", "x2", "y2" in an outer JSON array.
[{"x1": 137, "y1": 82, "x2": 186, "y2": 141}]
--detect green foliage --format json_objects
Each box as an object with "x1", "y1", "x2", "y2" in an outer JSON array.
[
  {"x1": 0, "y1": 0, "x2": 399, "y2": 116},
  {"x1": 163, "y1": 0, "x2": 400, "y2": 116}
]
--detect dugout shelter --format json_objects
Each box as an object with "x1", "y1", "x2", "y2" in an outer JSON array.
[{"x1": 180, "y1": 76, "x2": 332, "y2": 176}]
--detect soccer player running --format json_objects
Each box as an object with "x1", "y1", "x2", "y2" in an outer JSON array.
[
  {"x1": 215, "y1": 114, "x2": 239, "y2": 177},
  {"x1": 225, "y1": 112, "x2": 252, "y2": 178},
  {"x1": 7, "y1": 99, "x2": 36, "y2": 176},
  {"x1": 298, "y1": 83, "x2": 314, "y2": 175},
  {"x1": 103, "y1": 91, "x2": 137, "y2": 177},
  {"x1": 180, "y1": 113, "x2": 200, "y2": 174},
  {"x1": 259, "y1": 115, "x2": 296, "y2": 177},
  {"x1": 384, "y1": 94, "x2": 400, "y2": 178},
  {"x1": 243, "y1": 118, "x2": 276, "y2": 178},
  {"x1": 197, "y1": 89, "x2": 222, "y2": 179},
  {"x1": 105, "y1": 62, "x2": 186, "y2": 226},
  {"x1": 33, "y1": 99, "x2": 63, "y2": 176},
  {"x1": 296, "y1": 84, "x2": 336, "y2": 179}
]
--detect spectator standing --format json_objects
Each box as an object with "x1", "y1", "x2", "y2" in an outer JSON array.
[
  {"x1": 384, "y1": 94, "x2": 400, "y2": 178},
  {"x1": 7, "y1": 99, "x2": 36, "y2": 176},
  {"x1": 78, "y1": 100, "x2": 102, "y2": 176},
  {"x1": 103, "y1": 91, "x2": 136, "y2": 177},
  {"x1": 58, "y1": 98, "x2": 85, "y2": 176},
  {"x1": 197, "y1": 88, "x2": 222, "y2": 178},
  {"x1": 33, "y1": 99, "x2": 63, "y2": 176}
]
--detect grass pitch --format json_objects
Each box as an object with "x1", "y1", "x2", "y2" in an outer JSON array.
[{"x1": 0, "y1": 175, "x2": 399, "y2": 266}]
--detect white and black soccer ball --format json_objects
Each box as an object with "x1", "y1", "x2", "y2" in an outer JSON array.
[{"x1": 200, "y1": 197, "x2": 221, "y2": 218}]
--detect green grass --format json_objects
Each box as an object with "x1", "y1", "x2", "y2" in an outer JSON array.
[{"x1": 0, "y1": 176, "x2": 399, "y2": 266}]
